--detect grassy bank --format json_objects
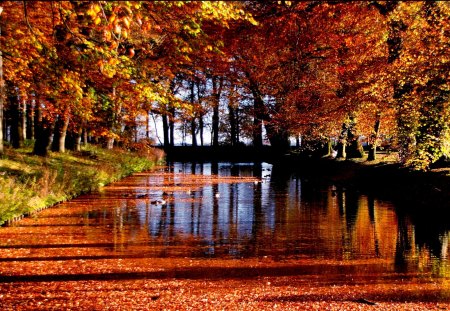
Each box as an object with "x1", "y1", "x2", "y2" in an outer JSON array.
[{"x1": 0, "y1": 145, "x2": 164, "y2": 225}]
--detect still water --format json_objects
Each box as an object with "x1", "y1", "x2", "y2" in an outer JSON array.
[{"x1": 2, "y1": 162, "x2": 450, "y2": 279}]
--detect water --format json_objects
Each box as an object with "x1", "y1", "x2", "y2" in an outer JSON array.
[{"x1": 1, "y1": 162, "x2": 450, "y2": 280}]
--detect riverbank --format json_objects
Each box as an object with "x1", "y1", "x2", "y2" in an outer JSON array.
[
  {"x1": 0, "y1": 145, "x2": 164, "y2": 225},
  {"x1": 275, "y1": 153, "x2": 450, "y2": 212}
]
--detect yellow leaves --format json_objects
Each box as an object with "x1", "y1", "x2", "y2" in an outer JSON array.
[
  {"x1": 108, "y1": 58, "x2": 119, "y2": 66},
  {"x1": 94, "y1": 16, "x2": 102, "y2": 25},
  {"x1": 92, "y1": 4, "x2": 101, "y2": 14},
  {"x1": 86, "y1": 8, "x2": 96, "y2": 19},
  {"x1": 277, "y1": 1, "x2": 292, "y2": 6},
  {"x1": 87, "y1": 4, "x2": 102, "y2": 20},
  {"x1": 122, "y1": 17, "x2": 131, "y2": 29},
  {"x1": 200, "y1": 2, "x2": 258, "y2": 26},
  {"x1": 103, "y1": 30, "x2": 112, "y2": 42},
  {"x1": 180, "y1": 46, "x2": 192, "y2": 54}
]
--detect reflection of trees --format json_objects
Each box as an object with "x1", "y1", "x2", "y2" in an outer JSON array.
[
  {"x1": 102, "y1": 163, "x2": 450, "y2": 276},
  {"x1": 249, "y1": 181, "x2": 263, "y2": 256},
  {"x1": 320, "y1": 189, "x2": 399, "y2": 260},
  {"x1": 253, "y1": 162, "x2": 262, "y2": 179},
  {"x1": 227, "y1": 182, "x2": 239, "y2": 256},
  {"x1": 211, "y1": 162, "x2": 219, "y2": 175},
  {"x1": 394, "y1": 209, "x2": 414, "y2": 273}
]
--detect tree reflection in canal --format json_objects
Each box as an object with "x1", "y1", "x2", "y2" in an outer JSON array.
[{"x1": 75, "y1": 161, "x2": 449, "y2": 278}]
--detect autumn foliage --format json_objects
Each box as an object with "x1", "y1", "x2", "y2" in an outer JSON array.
[{"x1": 0, "y1": 1, "x2": 448, "y2": 170}]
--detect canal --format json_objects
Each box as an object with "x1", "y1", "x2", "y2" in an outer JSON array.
[{"x1": 1, "y1": 162, "x2": 449, "y2": 309}]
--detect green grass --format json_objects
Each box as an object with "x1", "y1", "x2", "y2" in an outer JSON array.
[{"x1": 0, "y1": 145, "x2": 164, "y2": 225}]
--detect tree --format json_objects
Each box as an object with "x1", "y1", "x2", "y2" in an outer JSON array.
[{"x1": 390, "y1": 2, "x2": 450, "y2": 170}]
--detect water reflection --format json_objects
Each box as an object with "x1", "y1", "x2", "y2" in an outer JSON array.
[
  {"x1": 4, "y1": 162, "x2": 450, "y2": 279},
  {"x1": 93, "y1": 163, "x2": 445, "y2": 267}
]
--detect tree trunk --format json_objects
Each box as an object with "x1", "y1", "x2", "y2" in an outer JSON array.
[
  {"x1": 106, "y1": 87, "x2": 119, "y2": 150},
  {"x1": 83, "y1": 128, "x2": 88, "y2": 145},
  {"x1": 199, "y1": 115, "x2": 204, "y2": 147},
  {"x1": 252, "y1": 103, "x2": 264, "y2": 148},
  {"x1": 33, "y1": 124, "x2": 54, "y2": 156},
  {"x1": 191, "y1": 119, "x2": 197, "y2": 147},
  {"x1": 336, "y1": 122, "x2": 347, "y2": 159},
  {"x1": 245, "y1": 72, "x2": 265, "y2": 148},
  {"x1": 74, "y1": 129, "x2": 82, "y2": 151},
  {"x1": 106, "y1": 137, "x2": 114, "y2": 150},
  {"x1": 65, "y1": 129, "x2": 76, "y2": 151},
  {"x1": 228, "y1": 104, "x2": 236, "y2": 146},
  {"x1": 196, "y1": 79, "x2": 204, "y2": 147},
  {"x1": 50, "y1": 108, "x2": 70, "y2": 153},
  {"x1": 346, "y1": 115, "x2": 364, "y2": 159},
  {"x1": 168, "y1": 79, "x2": 176, "y2": 147},
  {"x1": 368, "y1": 112, "x2": 381, "y2": 161},
  {"x1": 51, "y1": 115, "x2": 61, "y2": 152},
  {"x1": 235, "y1": 108, "x2": 240, "y2": 145},
  {"x1": 169, "y1": 106, "x2": 175, "y2": 147},
  {"x1": 322, "y1": 138, "x2": 333, "y2": 157},
  {"x1": 189, "y1": 80, "x2": 197, "y2": 147},
  {"x1": 265, "y1": 122, "x2": 290, "y2": 153},
  {"x1": 58, "y1": 110, "x2": 70, "y2": 153},
  {"x1": 211, "y1": 76, "x2": 223, "y2": 147},
  {"x1": 9, "y1": 91, "x2": 24, "y2": 149},
  {"x1": 162, "y1": 114, "x2": 170, "y2": 148},
  {"x1": 145, "y1": 112, "x2": 150, "y2": 139},
  {"x1": 33, "y1": 103, "x2": 54, "y2": 157},
  {"x1": 21, "y1": 99, "x2": 27, "y2": 140},
  {"x1": 26, "y1": 97, "x2": 34, "y2": 140}
]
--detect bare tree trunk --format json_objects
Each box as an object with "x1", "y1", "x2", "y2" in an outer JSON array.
[
  {"x1": 336, "y1": 122, "x2": 347, "y2": 159},
  {"x1": 228, "y1": 104, "x2": 236, "y2": 146},
  {"x1": 10, "y1": 90, "x2": 24, "y2": 149},
  {"x1": 236, "y1": 108, "x2": 240, "y2": 145},
  {"x1": 83, "y1": 128, "x2": 88, "y2": 145},
  {"x1": 162, "y1": 114, "x2": 170, "y2": 148},
  {"x1": 26, "y1": 97, "x2": 35, "y2": 140},
  {"x1": 196, "y1": 79, "x2": 204, "y2": 147},
  {"x1": 169, "y1": 106, "x2": 175, "y2": 147},
  {"x1": 74, "y1": 128, "x2": 82, "y2": 151},
  {"x1": 368, "y1": 111, "x2": 381, "y2": 161},
  {"x1": 58, "y1": 108, "x2": 70, "y2": 153},
  {"x1": 145, "y1": 111, "x2": 150, "y2": 139},
  {"x1": 199, "y1": 115, "x2": 204, "y2": 146},
  {"x1": 33, "y1": 100, "x2": 54, "y2": 157},
  {"x1": 190, "y1": 80, "x2": 197, "y2": 147},
  {"x1": 245, "y1": 72, "x2": 265, "y2": 148},
  {"x1": 191, "y1": 119, "x2": 197, "y2": 147},
  {"x1": 211, "y1": 76, "x2": 223, "y2": 147},
  {"x1": 21, "y1": 99, "x2": 27, "y2": 140},
  {"x1": 346, "y1": 114, "x2": 365, "y2": 159},
  {"x1": 106, "y1": 87, "x2": 118, "y2": 150}
]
